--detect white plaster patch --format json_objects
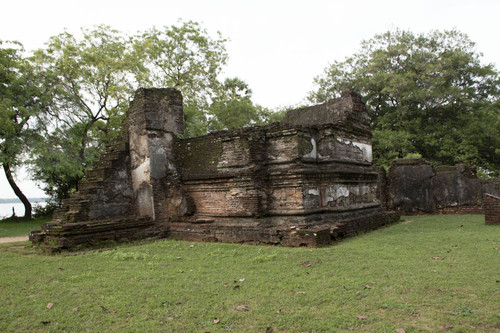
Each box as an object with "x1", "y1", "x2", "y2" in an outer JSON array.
[
  {"x1": 136, "y1": 185, "x2": 155, "y2": 219},
  {"x1": 335, "y1": 186, "x2": 350, "y2": 198},
  {"x1": 308, "y1": 189, "x2": 319, "y2": 196},
  {"x1": 336, "y1": 138, "x2": 373, "y2": 162},
  {"x1": 131, "y1": 157, "x2": 151, "y2": 193},
  {"x1": 303, "y1": 138, "x2": 317, "y2": 159},
  {"x1": 129, "y1": 134, "x2": 149, "y2": 160},
  {"x1": 322, "y1": 194, "x2": 334, "y2": 206},
  {"x1": 167, "y1": 161, "x2": 176, "y2": 171}
]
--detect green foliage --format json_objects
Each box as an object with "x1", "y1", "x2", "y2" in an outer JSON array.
[
  {"x1": 0, "y1": 40, "x2": 50, "y2": 217},
  {"x1": 133, "y1": 20, "x2": 228, "y2": 104},
  {"x1": 0, "y1": 41, "x2": 46, "y2": 165},
  {"x1": 207, "y1": 77, "x2": 272, "y2": 131},
  {"x1": 29, "y1": 26, "x2": 137, "y2": 204},
  {"x1": 1, "y1": 215, "x2": 499, "y2": 332},
  {"x1": 0, "y1": 216, "x2": 49, "y2": 237},
  {"x1": 310, "y1": 29, "x2": 500, "y2": 172},
  {"x1": 132, "y1": 20, "x2": 229, "y2": 137}
]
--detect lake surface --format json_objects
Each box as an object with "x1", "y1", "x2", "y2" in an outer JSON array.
[{"x1": 0, "y1": 201, "x2": 46, "y2": 219}]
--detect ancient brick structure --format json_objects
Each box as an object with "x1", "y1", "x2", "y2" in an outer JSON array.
[
  {"x1": 384, "y1": 158, "x2": 496, "y2": 215},
  {"x1": 483, "y1": 194, "x2": 500, "y2": 225},
  {"x1": 30, "y1": 88, "x2": 398, "y2": 251}
]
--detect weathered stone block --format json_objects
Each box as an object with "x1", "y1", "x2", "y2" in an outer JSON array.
[
  {"x1": 388, "y1": 158, "x2": 435, "y2": 213},
  {"x1": 484, "y1": 194, "x2": 500, "y2": 225},
  {"x1": 282, "y1": 90, "x2": 370, "y2": 136},
  {"x1": 432, "y1": 164, "x2": 482, "y2": 210},
  {"x1": 482, "y1": 179, "x2": 500, "y2": 197}
]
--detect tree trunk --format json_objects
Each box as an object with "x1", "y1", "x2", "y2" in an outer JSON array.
[{"x1": 3, "y1": 163, "x2": 32, "y2": 219}]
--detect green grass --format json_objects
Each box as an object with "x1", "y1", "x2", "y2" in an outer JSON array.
[
  {"x1": 0, "y1": 216, "x2": 50, "y2": 237},
  {"x1": 0, "y1": 215, "x2": 498, "y2": 332}
]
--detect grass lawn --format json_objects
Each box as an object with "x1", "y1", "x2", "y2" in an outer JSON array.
[
  {"x1": 0, "y1": 217, "x2": 51, "y2": 238},
  {"x1": 0, "y1": 215, "x2": 498, "y2": 332}
]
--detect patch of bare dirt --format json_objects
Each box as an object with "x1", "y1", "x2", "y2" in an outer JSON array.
[{"x1": 0, "y1": 236, "x2": 29, "y2": 244}]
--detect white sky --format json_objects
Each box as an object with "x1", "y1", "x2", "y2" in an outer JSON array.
[{"x1": 1, "y1": 0, "x2": 499, "y2": 199}]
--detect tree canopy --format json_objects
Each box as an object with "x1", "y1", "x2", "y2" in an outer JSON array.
[
  {"x1": 309, "y1": 29, "x2": 500, "y2": 175},
  {"x1": 207, "y1": 77, "x2": 275, "y2": 132},
  {"x1": 0, "y1": 41, "x2": 49, "y2": 217},
  {"x1": 131, "y1": 21, "x2": 229, "y2": 137},
  {"x1": 30, "y1": 26, "x2": 137, "y2": 203}
]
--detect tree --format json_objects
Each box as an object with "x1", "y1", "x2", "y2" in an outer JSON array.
[
  {"x1": 132, "y1": 21, "x2": 228, "y2": 136},
  {"x1": 309, "y1": 29, "x2": 500, "y2": 172},
  {"x1": 207, "y1": 77, "x2": 272, "y2": 131},
  {"x1": 0, "y1": 41, "x2": 48, "y2": 218},
  {"x1": 29, "y1": 25, "x2": 140, "y2": 203}
]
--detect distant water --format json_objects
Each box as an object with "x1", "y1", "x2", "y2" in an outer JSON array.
[{"x1": 0, "y1": 200, "x2": 47, "y2": 219}]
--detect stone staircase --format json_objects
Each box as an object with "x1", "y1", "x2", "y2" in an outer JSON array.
[{"x1": 52, "y1": 138, "x2": 131, "y2": 223}]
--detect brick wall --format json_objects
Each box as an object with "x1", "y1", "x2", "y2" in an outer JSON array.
[{"x1": 484, "y1": 194, "x2": 500, "y2": 225}]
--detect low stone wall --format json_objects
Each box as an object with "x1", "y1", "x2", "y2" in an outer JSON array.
[
  {"x1": 383, "y1": 158, "x2": 497, "y2": 215},
  {"x1": 482, "y1": 180, "x2": 500, "y2": 197}
]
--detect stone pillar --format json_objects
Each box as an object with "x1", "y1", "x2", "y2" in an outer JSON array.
[
  {"x1": 484, "y1": 194, "x2": 500, "y2": 225},
  {"x1": 127, "y1": 88, "x2": 184, "y2": 220}
]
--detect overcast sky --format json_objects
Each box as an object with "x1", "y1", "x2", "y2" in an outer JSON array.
[{"x1": 1, "y1": 0, "x2": 499, "y2": 199}]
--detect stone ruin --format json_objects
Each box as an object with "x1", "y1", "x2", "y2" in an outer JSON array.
[
  {"x1": 382, "y1": 158, "x2": 500, "y2": 215},
  {"x1": 30, "y1": 88, "x2": 399, "y2": 251}
]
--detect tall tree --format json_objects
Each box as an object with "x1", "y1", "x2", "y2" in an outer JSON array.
[
  {"x1": 132, "y1": 21, "x2": 228, "y2": 137},
  {"x1": 0, "y1": 41, "x2": 48, "y2": 218},
  {"x1": 309, "y1": 29, "x2": 500, "y2": 173},
  {"x1": 30, "y1": 25, "x2": 138, "y2": 203}
]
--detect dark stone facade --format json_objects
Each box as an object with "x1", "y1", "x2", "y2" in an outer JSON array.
[
  {"x1": 383, "y1": 158, "x2": 497, "y2": 215},
  {"x1": 387, "y1": 158, "x2": 435, "y2": 213},
  {"x1": 30, "y1": 88, "x2": 398, "y2": 251}
]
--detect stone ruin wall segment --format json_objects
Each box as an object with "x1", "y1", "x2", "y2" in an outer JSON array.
[{"x1": 30, "y1": 88, "x2": 398, "y2": 251}]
